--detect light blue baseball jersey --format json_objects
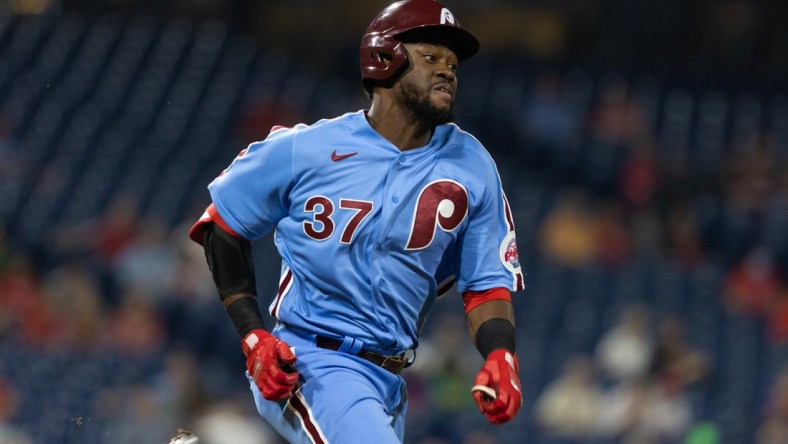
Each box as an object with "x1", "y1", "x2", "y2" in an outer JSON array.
[{"x1": 209, "y1": 110, "x2": 524, "y2": 353}]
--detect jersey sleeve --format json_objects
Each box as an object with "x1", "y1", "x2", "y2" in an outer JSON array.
[
  {"x1": 207, "y1": 128, "x2": 299, "y2": 241},
  {"x1": 454, "y1": 164, "x2": 525, "y2": 293}
]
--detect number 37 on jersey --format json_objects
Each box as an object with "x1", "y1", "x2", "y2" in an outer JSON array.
[{"x1": 302, "y1": 179, "x2": 469, "y2": 251}]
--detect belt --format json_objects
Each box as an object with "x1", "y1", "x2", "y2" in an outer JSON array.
[{"x1": 315, "y1": 336, "x2": 411, "y2": 374}]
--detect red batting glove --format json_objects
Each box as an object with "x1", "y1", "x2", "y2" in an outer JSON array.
[
  {"x1": 242, "y1": 329, "x2": 299, "y2": 400},
  {"x1": 472, "y1": 349, "x2": 522, "y2": 424}
]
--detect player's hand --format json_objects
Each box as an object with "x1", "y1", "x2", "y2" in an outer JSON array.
[
  {"x1": 242, "y1": 329, "x2": 299, "y2": 400},
  {"x1": 471, "y1": 349, "x2": 522, "y2": 424}
]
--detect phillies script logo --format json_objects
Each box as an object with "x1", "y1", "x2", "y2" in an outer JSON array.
[
  {"x1": 405, "y1": 180, "x2": 468, "y2": 250},
  {"x1": 504, "y1": 238, "x2": 519, "y2": 268}
]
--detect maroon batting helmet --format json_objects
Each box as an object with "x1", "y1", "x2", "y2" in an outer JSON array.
[{"x1": 360, "y1": 0, "x2": 479, "y2": 91}]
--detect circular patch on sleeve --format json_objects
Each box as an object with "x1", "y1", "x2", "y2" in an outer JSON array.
[{"x1": 499, "y1": 232, "x2": 521, "y2": 272}]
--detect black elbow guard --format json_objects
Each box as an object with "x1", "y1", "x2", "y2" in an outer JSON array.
[{"x1": 203, "y1": 222, "x2": 257, "y2": 299}]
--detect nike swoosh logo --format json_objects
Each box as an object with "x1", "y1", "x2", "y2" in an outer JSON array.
[{"x1": 331, "y1": 150, "x2": 358, "y2": 162}]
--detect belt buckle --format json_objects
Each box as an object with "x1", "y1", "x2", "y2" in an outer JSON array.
[{"x1": 380, "y1": 355, "x2": 407, "y2": 374}]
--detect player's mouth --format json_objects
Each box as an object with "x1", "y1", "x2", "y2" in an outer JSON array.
[{"x1": 432, "y1": 84, "x2": 454, "y2": 101}]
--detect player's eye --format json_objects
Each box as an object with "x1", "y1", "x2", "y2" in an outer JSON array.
[
  {"x1": 448, "y1": 64, "x2": 457, "y2": 73},
  {"x1": 423, "y1": 54, "x2": 437, "y2": 63}
]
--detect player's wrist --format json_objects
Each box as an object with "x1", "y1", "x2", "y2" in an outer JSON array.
[
  {"x1": 487, "y1": 349, "x2": 520, "y2": 373},
  {"x1": 487, "y1": 348, "x2": 514, "y2": 360},
  {"x1": 226, "y1": 295, "x2": 266, "y2": 339},
  {"x1": 241, "y1": 328, "x2": 273, "y2": 356},
  {"x1": 475, "y1": 318, "x2": 516, "y2": 358}
]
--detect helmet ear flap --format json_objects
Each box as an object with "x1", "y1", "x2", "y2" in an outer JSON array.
[
  {"x1": 360, "y1": 35, "x2": 410, "y2": 96},
  {"x1": 360, "y1": 35, "x2": 409, "y2": 82}
]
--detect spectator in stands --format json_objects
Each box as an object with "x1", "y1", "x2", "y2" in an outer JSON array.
[
  {"x1": 766, "y1": 285, "x2": 788, "y2": 344},
  {"x1": 596, "y1": 303, "x2": 653, "y2": 383},
  {"x1": 114, "y1": 217, "x2": 176, "y2": 299},
  {"x1": 583, "y1": 74, "x2": 652, "y2": 195},
  {"x1": 665, "y1": 203, "x2": 705, "y2": 269},
  {"x1": 757, "y1": 367, "x2": 788, "y2": 444},
  {"x1": 535, "y1": 354, "x2": 603, "y2": 438},
  {"x1": 161, "y1": 220, "x2": 223, "y2": 349},
  {"x1": 649, "y1": 314, "x2": 710, "y2": 390},
  {"x1": 518, "y1": 70, "x2": 578, "y2": 152},
  {"x1": 42, "y1": 261, "x2": 105, "y2": 351},
  {"x1": 105, "y1": 285, "x2": 167, "y2": 355},
  {"x1": 596, "y1": 375, "x2": 650, "y2": 440},
  {"x1": 722, "y1": 246, "x2": 782, "y2": 316},
  {"x1": 596, "y1": 372, "x2": 694, "y2": 442},
  {"x1": 596, "y1": 314, "x2": 704, "y2": 443},
  {"x1": 0, "y1": 378, "x2": 32, "y2": 444},
  {"x1": 166, "y1": 220, "x2": 217, "y2": 302},
  {"x1": 406, "y1": 312, "x2": 480, "y2": 439},
  {"x1": 52, "y1": 196, "x2": 139, "y2": 270},
  {"x1": 588, "y1": 74, "x2": 651, "y2": 148},
  {"x1": 717, "y1": 133, "x2": 777, "y2": 258},
  {"x1": 152, "y1": 348, "x2": 211, "y2": 423},
  {"x1": 593, "y1": 201, "x2": 632, "y2": 267},
  {"x1": 537, "y1": 189, "x2": 599, "y2": 267},
  {"x1": 192, "y1": 397, "x2": 279, "y2": 444},
  {"x1": 632, "y1": 375, "x2": 694, "y2": 442},
  {"x1": 0, "y1": 252, "x2": 71, "y2": 350},
  {"x1": 96, "y1": 384, "x2": 176, "y2": 444},
  {"x1": 618, "y1": 141, "x2": 660, "y2": 212},
  {"x1": 90, "y1": 196, "x2": 141, "y2": 266}
]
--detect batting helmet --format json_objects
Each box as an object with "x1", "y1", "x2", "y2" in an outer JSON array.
[{"x1": 360, "y1": 0, "x2": 479, "y2": 89}]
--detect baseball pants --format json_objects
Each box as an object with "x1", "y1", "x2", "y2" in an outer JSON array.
[{"x1": 247, "y1": 326, "x2": 408, "y2": 443}]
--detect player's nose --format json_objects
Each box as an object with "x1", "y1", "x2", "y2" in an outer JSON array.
[{"x1": 435, "y1": 63, "x2": 456, "y2": 82}]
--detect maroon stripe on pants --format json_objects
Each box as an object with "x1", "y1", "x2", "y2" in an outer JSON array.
[{"x1": 289, "y1": 392, "x2": 326, "y2": 444}]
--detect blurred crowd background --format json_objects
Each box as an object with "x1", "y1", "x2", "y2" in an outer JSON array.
[{"x1": 1, "y1": 0, "x2": 788, "y2": 443}]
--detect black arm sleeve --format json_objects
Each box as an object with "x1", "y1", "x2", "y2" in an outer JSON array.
[
  {"x1": 202, "y1": 222, "x2": 264, "y2": 337},
  {"x1": 225, "y1": 296, "x2": 265, "y2": 338},
  {"x1": 474, "y1": 318, "x2": 516, "y2": 358},
  {"x1": 203, "y1": 222, "x2": 257, "y2": 298}
]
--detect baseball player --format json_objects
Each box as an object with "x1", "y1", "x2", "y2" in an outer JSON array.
[{"x1": 189, "y1": 0, "x2": 525, "y2": 442}]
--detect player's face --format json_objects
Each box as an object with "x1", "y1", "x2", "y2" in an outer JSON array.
[{"x1": 395, "y1": 42, "x2": 459, "y2": 126}]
